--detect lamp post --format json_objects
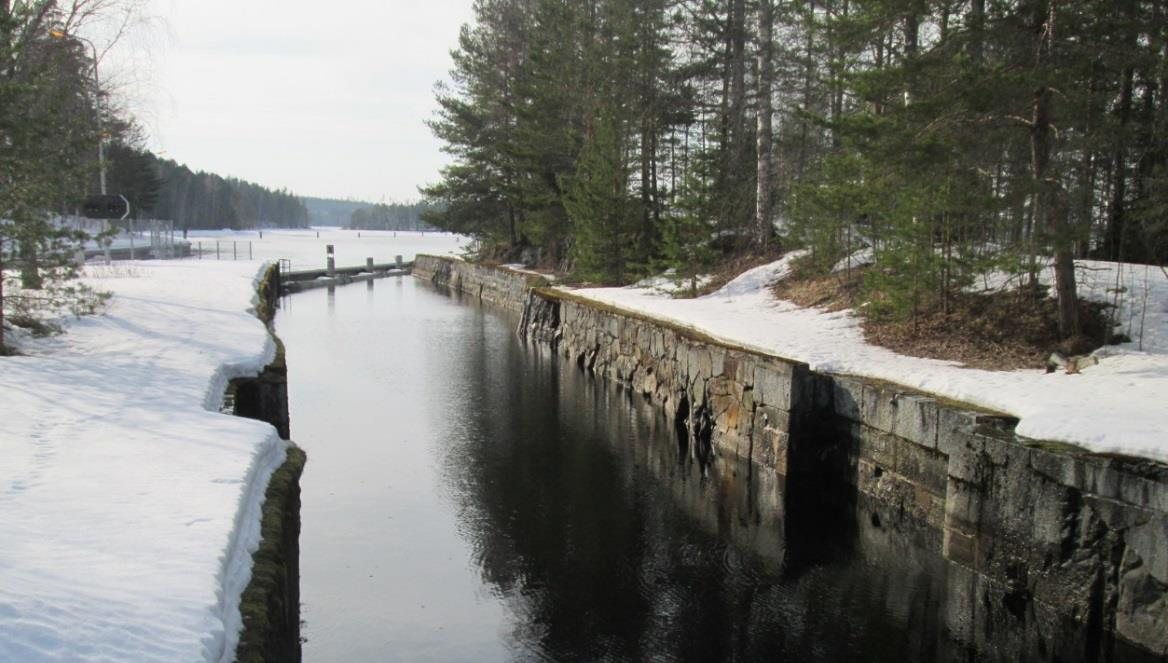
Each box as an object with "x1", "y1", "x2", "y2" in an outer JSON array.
[{"x1": 49, "y1": 30, "x2": 106, "y2": 196}]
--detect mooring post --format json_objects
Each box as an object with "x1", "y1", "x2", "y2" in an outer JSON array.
[
  {"x1": 366, "y1": 257, "x2": 374, "y2": 271},
  {"x1": 327, "y1": 244, "x2": 336, "y2": 276},
  {"x1": 395, "y1": 254, "x2": 403, "y2": 270}
]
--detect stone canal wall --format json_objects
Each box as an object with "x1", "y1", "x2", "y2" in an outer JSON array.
[
  {"x1": 228, "y1": 263, "x2": 304, "y2": 663},
  {"x1": 416, "y1": 254, "x2": 1168, "y2": 658},
  {"x1": 413, "y1": 254, "x2": 539, "y2": 312}
]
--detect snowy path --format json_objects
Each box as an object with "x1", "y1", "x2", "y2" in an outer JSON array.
[
  {"x1": 563, "y1": 257, "x2": 1168, "y2": 463},
  {"x1": 0, "y1": 261, "x2": 286, "y2": 663}
]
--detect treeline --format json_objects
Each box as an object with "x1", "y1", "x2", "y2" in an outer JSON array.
[
  {"x1": 103, "y1": 145, "x2": 310, "y2": 230},
  {"x1": 347, "y1": 201, "x2": 439, "y2": 231},
  {"x1": 425, "y1": 0, "x2": 1168, "y2": 338}
]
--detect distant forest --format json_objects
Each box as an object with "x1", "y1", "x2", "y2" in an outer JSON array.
[
  {"x1": 347, "y1": 201, "x2": 439, "y2": 231},
  {"x1": 104, "y1": 144, "x2": 310, "y2": 230},
  {"x1": 303, "y1": 197, "x2": 368, "y2": 226}
]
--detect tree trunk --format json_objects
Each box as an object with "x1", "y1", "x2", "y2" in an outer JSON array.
[
  {"x1": 755, "y1": 0, "x2": 774, "y2": 248},
  {"x1": 969, "y1": 0, "x2": 985, "y2": 65},
  {"x1": 1103, "y1": 0, "x2": 1137, "y2": 260},
  {"x1": 1029, "y1": 0, "x2": 1080, "y2": 337}
]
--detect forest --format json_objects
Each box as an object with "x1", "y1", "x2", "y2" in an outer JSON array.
[
  {"x1": 347, "y1": 201, "x2": 440, "y2": 231},
  {"x1": 104, "y1": 145, "x2": 311, "y2": 231},
  {"x1": 424, "y1": 0, "x2": 1168, "y2": 339}
]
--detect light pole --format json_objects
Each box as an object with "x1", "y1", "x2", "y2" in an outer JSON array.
[{"x1": 49, "y1": 30, "x2": 106, "y2": 196}]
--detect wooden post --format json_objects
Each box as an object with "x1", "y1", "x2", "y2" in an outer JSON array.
[
  {"x1": 395, "y1": 255, "x2": 403, "y2": 270},
  {"x1": 366, "y1": 257, "x2": 374, "y2": 271},
  {"x1": 327, "y1": 244, "x2": 335, "y2": 275}
]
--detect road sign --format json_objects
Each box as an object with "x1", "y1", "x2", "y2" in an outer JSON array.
[{"x1": 82, "y1": 194, "x2": 130, "y2": 220}]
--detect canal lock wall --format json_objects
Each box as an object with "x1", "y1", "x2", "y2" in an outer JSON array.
[
  {"x1": 221, "y1": 263, "x2": 304, "y2": 663},
  {"x1": 413, "y1": 253, "x2": 1168, "y2": 658}
]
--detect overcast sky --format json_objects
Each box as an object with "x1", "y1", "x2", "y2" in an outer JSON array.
[{"x1": 116, "y1": 0, "x2": 475, "y2": 203}]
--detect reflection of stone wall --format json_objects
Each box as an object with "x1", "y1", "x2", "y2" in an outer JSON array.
[{"x1": 415, "y1": 256, "x2": 1168, "y2": 657}]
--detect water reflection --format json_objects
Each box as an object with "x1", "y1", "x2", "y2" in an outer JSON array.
[{"x1": 280, "y1": 280, "x2": 1155, "y2": 663}]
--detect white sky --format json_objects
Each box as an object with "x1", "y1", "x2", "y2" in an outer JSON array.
[{"x1": 110, "y1": 0, "x2": 475, "y2": 203}]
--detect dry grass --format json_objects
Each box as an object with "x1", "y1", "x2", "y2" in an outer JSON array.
[{"x1": 773, "y1": 267, "x2": 1112, "y2": 371}]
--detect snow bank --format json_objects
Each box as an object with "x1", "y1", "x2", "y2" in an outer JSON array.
[
  {"x1": 563, "y1": 257, "x2": 1168, "y2": 462},
  {"x1": 0, "y1": 261, "x2": 288, "y2": 662}
]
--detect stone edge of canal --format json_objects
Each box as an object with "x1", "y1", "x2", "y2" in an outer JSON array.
[{"x1": 413, "y1": 253, "x2": 1168, "y2": 660}]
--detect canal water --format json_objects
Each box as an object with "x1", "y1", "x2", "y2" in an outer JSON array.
[{"x1": 276, "y1": 278, "x2": 1150, "y2": 663}]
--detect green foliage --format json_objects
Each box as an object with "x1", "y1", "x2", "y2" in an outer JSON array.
[
  {"x1": 424, "y1": 0, "x2": 1167, "y2": 340},
  {"x1": 562, "y1": 111, "x2": 639, "y2": 283},
  {"x1": 659, "y1": 172, "x2": 718, "y2": 297}
]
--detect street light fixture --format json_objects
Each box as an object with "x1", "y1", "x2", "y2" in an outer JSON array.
[{"x1": 49, "y1": 29, "x2": 106, "y2": 196}]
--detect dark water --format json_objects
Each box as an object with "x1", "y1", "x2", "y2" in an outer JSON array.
[{"x1": 276, "y1": 278, "x2": 1151, "y2": 663}]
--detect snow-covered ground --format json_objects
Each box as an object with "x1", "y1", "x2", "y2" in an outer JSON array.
[
  {"x1": 563, "y1": 256, "x2": 1168, "y2": 462},
  {"x1": 0, "y1": 262, "x2": 285, "y2": 662},
  {"x1": 183, "y1": 228, "x2": 465, "y2": 272},
  {"x1": 0, "y1": 229, "x2": 466, "y2": 662}
]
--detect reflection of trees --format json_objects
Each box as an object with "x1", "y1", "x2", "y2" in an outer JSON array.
[{"x1": 417, "y1": 295, "x2": 1150, "y2": 663}]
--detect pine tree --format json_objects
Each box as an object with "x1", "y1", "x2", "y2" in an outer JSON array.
[{"x1": 562, "y1": 108, "x2": 637, "y2": 283}]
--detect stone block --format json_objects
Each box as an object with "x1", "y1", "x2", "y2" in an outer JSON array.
[
  {"x1": 709, "y1": 347, "x2": 725, "y2": 377},
  {"x1": 1081, "y1": 461, "x2": 1123, "y2": 501},
  {"x1": 832, "y1": 376, "x2": 863, "y2": 422},
  {"x1": 753, "y1": 362, "x2": 794, "y2": 410},
  {"x1": 1119, "y1": 474, "x2": 1168, "y2": 514},
  {"x1": 855, "y1": 425, "x2": 897, "y2": 471},
  {"x1": 1127, "y1": 517, "x2": 1168, "y2": 582},
  {"x1": 1116, "y1": 545, "x2": 1168, "y2": 656},
  {"x1": 945, "y1": 433, "x2": 986, "y2": 483},
  {"x1": 895, "y1": 440, "x2": 948, "y2": 495},
  {"x1": 893, "y1": 394, "x2": 940, "y2": 449},
  {"x1": 945, "y1": 479, "x2": 983, "y2": 535},
  {"x1": 860, "y1": 381, "x2": 900, "y2": 435}
]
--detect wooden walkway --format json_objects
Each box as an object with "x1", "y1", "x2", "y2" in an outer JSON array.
[{"x1": 278, "y1": 260, "x2": 413, "y2": 295}]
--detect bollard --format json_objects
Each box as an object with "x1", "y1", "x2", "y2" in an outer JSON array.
[
  {"x1": 366, "y1": 257, "x2": 374, "y2": 271},
  {"x1": 326, "y1": 244, "x2": 335, "y2": 276},
  {"x1": 395, "y1": 254, "x2": 403, "y2": 270}
]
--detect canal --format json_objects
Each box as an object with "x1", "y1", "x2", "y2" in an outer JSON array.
[{"x1": 276, "y1": 277, "x2": 1151, "y2": 662}]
